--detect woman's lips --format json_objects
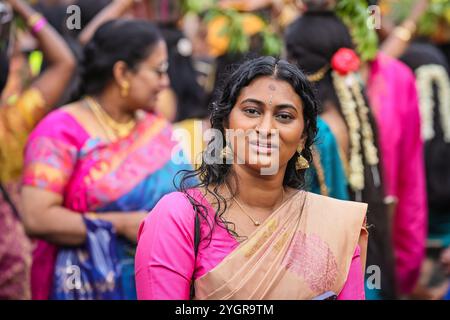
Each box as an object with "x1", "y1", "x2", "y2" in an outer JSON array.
[{"x1": 248, "y1": 140, "x2": 279, "y2": 154}]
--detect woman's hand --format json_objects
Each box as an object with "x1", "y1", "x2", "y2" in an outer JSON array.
[
  {"x1": 5, "y1": 0, "x2": 76, "y2": 111},
  {"x1": 79, "y1": 0, "x2": 143, "y2": 45},
  {"x1": 97, "y1": 211, "x2": 148, "y2": 244}
]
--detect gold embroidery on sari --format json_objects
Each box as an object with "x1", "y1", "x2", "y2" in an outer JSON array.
[{"x1": 244, "y1": 218, "x2": 278, "y2": 258}]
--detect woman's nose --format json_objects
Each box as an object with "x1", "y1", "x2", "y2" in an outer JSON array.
[
  {"x1": 160, "y1": 73, "x2": 170, "y2": 89},
  {"x1": 256, "y1": 113, "x2": 274, "y2": 133}
]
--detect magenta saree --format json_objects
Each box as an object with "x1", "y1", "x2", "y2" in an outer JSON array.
[
  {"x1": 367, "y1": 52, "x2": 428, "y2": 295},
  {"x1": 23, "y1": 109, "x2": 192, "y2": 299}
]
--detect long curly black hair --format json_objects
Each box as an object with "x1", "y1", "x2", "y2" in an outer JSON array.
[{"x1": 176, "y1": 56, "x2": 319, "y2": 240}]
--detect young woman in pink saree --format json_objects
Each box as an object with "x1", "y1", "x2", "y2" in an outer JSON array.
[{"x1": 135, "y1": 57, "x2": 368, "y2": 300}]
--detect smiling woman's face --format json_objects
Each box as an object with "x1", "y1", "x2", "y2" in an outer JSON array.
[{"x1": 227, "y1": 76, "x2": 305, "y2": 174}]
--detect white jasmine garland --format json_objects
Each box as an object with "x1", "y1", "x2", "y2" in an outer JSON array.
[
  {"x1": 350, "y1": 77, "x2": 379, "y2": 166},
  {"x1": 415, "y1": 64, "x2": 450, "y2": 143},
  {"x1": 332, "y1": 71, "x2": 365, "y2": 192}
]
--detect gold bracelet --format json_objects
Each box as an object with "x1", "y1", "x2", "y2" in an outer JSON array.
[
  {"x1": 85, "y1": 212, "x2": 99, "y2": 220},
  {"x1": 393, "y1": 25, "x2": 412, "y2": 42},
  {"x1": 403, "y1": 19, "x2": 417, "y2": 34}
]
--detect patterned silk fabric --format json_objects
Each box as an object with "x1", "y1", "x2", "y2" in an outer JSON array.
[{"x1": 0, "y1": 88, "x2": 45, "y2": 299}]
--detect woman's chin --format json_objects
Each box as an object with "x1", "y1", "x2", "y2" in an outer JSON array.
[{"x1": 240, "y1": 157, "x2": 280, "y2": 175}]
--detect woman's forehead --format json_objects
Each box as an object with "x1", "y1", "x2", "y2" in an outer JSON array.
[{"x1": 237, "y1": 76, "x2": 302, "y2": 106}]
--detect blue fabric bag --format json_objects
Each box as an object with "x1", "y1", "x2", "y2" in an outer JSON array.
[{"x1": 51, "y1": 217, "x2": 123, "y2": 300}]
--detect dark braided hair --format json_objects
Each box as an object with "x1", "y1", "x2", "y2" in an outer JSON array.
[{"x1": 176, "y1": 56, "x2": 319, "y2": 240}]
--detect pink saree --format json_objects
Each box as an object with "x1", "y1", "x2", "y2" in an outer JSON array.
[
  {"x1": 23, "y1": 109, "x2": 191, "y2": 299},
  {"x1": 367, "y1": 52, "x2": 428, "y2": 294}
]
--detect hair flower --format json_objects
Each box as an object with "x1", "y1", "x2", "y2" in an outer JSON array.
[{"x1": 331, "y1": 48, "x2": 360, "y2": 76}]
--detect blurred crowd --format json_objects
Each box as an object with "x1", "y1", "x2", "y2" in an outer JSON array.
[{"x1": 0, "y1": 0, "x2": 450, "y2": 300}]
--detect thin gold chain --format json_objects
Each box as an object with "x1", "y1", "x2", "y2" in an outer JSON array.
[
  {"x1": 226, "y1": 184, "x2": 285, "y2": 227},
  {"x1": 85, "y1": 97, "x2": 117, "y2": 142}
]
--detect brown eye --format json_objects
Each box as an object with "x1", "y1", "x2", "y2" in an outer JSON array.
[
  {"x1": 243, "y1": 107, "x2": 261, "y2": 117},
  {"x1": 276, "y1": 113, "x2": 294, "y2": 122}
]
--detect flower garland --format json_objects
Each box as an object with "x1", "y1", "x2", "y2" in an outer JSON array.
[
  {"x1": 350, "y1": 77, "x2": 379, "y2": 167},
  {"x1": 332, "y1": 71, "x2": 365, "y2": 192},
  {"x1": 415, "y1": 64, "x2": 450, "y2": 143},
  {"x1": 330, "y1": 48, "x2": 380, "y2": 193}
]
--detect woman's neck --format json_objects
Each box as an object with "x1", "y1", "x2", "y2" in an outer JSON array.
[
  {"x1": 229, "y1": 164, "x2": 286, "y2": 212},
  {"x1": 94, "y1": 91, "x2": 135, "y2": 124}
]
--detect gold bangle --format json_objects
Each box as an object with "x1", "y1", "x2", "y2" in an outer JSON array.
[
  {"x1": 86, "y1": 212, "x2": 99, "y2": 220},
  {"x1": 27, "y1": 13, "x2": 43, "y2": 28},
  {"x1": 393, "y1": 26, "x2": 412, "y2": 42},
  {"x1": 402, "y1": 20, "x2": 417, "y2": 34}
]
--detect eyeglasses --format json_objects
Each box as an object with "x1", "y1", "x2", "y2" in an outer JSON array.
[{"x1": 149, "y1": 61, "x2": 169, "y2": 78}]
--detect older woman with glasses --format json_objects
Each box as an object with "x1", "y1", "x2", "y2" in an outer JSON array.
[
  {"x1": 20, "y1": 19, "x2": 192, "y2": 300},
  {"x1": 1, "y1": 0, "x2": 75, "y2": 300}
]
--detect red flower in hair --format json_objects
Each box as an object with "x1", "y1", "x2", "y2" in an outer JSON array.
[{"x1": 331, "y1": 48, "x2": 361, "y2": 75}]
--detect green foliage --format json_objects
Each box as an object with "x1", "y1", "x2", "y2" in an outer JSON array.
[
  {"x1": 390, "y1": 0, "x2": 450, "y2": 36},
  {"x1": 336, "y1": 0, "x2": 379, "y2": 61},
  {"x1": 182, "y1": 0, "x2": 217, "y2": 14},
  {"x1": 189, "y1": 3, "x2": 282, "y2": 56}
]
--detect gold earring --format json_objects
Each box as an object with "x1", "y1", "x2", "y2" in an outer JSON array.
[
  {"x1": 120, "y1": 81, "x2": 130, "y2": 98},
  {"x1": 296, "y1": 147, "x2": 309, "y2": 170}
]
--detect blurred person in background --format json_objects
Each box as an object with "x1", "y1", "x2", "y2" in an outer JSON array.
[
  {"x1": 20, "y1": 19, "x2": 192, "y2": 300},
  {"x1": 0, "y1": 0, "x2": 75, "y2": 299},
  {"x1": 285, "y1": 11, "x2": 396, "y2": 299},
  {"x1": 379, "y1": 0, "x2": 450, "y2": 298},
  {"x1": 293, "y1": 0, "x2": 429, "y2": 299},
  {"x1": 400, "y1": 42, "x2": 450, "y2": 299}
]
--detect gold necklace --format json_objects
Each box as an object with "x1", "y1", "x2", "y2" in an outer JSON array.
[
  {"x1": 86, "y1": 96, "x2": 137, "y2": 139},
  {"x1": 226, "y1": 184, "x2": 285, "y2": 227}
]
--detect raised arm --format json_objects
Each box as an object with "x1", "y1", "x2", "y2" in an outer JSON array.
[
  {"x1": 8, "y1": 0, "x2": 75, "y2": 110},
  {"x1": 380, "y1": 0, "x2": 429, "y2": 59},
  {"x1": 78, "y1": 0, "x2": 137, "y2": 46}
]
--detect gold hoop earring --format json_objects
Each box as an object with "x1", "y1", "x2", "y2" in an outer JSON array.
[
  {"x1": 296, "y1": 147, "x2": 310, "y2": 170},
  {"x1": 120, "y1": 81, "x2": 130, "y2": 98}
]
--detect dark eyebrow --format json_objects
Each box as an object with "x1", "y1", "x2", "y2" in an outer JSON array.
[
  {"x1": 240, "y1": 98, "x2": 299, "y2": 114},
  {"x1": 277, "y1": 104, "x2": 299, "y2": 114},
  {"x1": 240, "y1": 98, "x2": 264, "y2": 106}
]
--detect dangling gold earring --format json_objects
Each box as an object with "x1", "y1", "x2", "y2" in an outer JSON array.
[
  {"x1": 120, "y1": 81, "x2": 130, "y2": 98},
  {"x1": 296, "y1": 146, "x2": 309, "y2": 170}
]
